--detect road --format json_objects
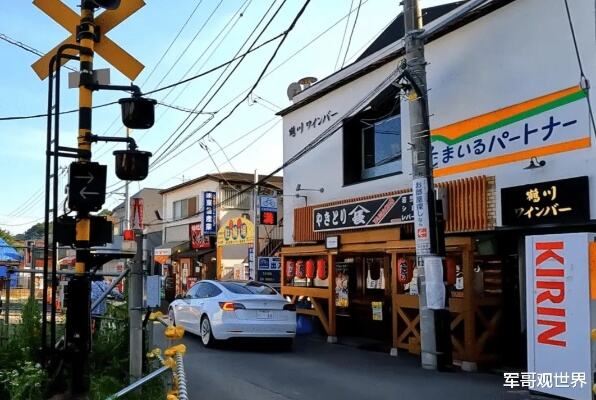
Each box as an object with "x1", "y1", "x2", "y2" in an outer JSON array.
[{"x1": 182, "y1": 334, "x2": 536, "y2": 400}]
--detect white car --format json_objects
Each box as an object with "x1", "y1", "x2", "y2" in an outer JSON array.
[{"x1": 168, "y1": 280, "x2": 297, "y2": 348}]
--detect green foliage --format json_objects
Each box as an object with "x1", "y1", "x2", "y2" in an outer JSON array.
[
  {"x1": 0, "y1": 361, "x2": 47, "y2": 400},
  {"x1": 20, "y1": 223, "x2": 45, "y2": 240},
  {"x1": 97, "y1": 209, "x2": 113, "y2": 217},
  {"x1": 0, "y1": 228, "x2": 15, "y2": 245}
]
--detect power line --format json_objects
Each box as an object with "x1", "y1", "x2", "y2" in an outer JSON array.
[
  {"x1": 341, "y1": 0, "x2": 363, "y2": 68},
  {"x1": 334, "y1": 0, "x2": 356, "y2": 71},
  {"x1": 0, "y1": 32, "x2": 77, "y2": 72},
  {"x1": 139, "y1": 0, "x2": 205, "y2": 87},
  {"x1": 148, "y1": 0, "x2": 284, "y2": 168},
  {"x1": 151, "y1": 0, "x2": 310, "y2": 170}
]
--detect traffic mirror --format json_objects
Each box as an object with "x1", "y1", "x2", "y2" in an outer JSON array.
[
  {"x1": 118, "y1": 97, "x2": 157, "y2": 129},
  {"x1": 113, "y1": 150, "x2": 152, "y2": 181}
]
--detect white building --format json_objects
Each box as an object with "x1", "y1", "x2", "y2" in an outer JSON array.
[
  {"x1": 157, "y1": 172, "x2": 283, "y2": 293},
  {"x1": 278, "y1": 0, "x2": 596, "y2": 369}
]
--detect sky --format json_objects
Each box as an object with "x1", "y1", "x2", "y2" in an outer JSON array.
[{"x1": 0, "y1": 0, "x2": 452, "y2": 234}]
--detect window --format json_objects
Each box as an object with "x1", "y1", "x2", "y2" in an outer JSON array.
[
  {"x1": 205, "y1": 283, "x2": 222, "y2": 298},
  {"x1": 173, "y1": 197, "x2": 198, "y2": 219},
  {"x1": 220, "y1": 187, "x2": 251, "y2": 209},
  {"x1": 186, "y1": 284, "x2": 200, "y2": 298},
  {"x1": 343, "y1": 84, "x2": 402, "y2": 185},
  {"x1": 219, "y1": 281, "x2": 277, "y2": 295}
]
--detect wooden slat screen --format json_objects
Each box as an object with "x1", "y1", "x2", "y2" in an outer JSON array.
[{"x1": 293, "y1": 176, "x2": 493, "y2": 243}]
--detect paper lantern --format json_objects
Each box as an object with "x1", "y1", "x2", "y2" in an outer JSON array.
[
  {"x1": 305, "y1": 259, "x2": 316, "y2": 279},
  {"x1": 445, "y1": 257, "x2": 457, "y2": 286},
  {"x1": 285, "y1": 259, "x2": 295, "y2": 279},
  {"x1": 295, "y1": 260, "x2": 306, "y2": 279},
  {"x1": 397, "y1": 257, "x2": 413, "y2": 284},
  {"x1": 316, "y1": 258, "x2": 328, "y2": 280}
]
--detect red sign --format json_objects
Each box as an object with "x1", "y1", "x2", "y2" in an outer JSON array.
[
  {"x1": 189, "y1": 223, "x2": 211, "y2": 249},
  {"x1": 187, "y1": 276, "x2": 198, "y2": 290},
  {"x1": 131, "y1": 197, "x2": 144, "y2": 229},
  {"x1": 260, "y1": 210, "x2": 277, "y2": 226}
]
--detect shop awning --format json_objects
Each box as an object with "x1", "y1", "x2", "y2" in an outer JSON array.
[
  {"x1": 172, "y1": 248, "x2": 215, "y2": 260},
  {"x1": 154, "y1": 241, "x2": 189, "y2": 264}
]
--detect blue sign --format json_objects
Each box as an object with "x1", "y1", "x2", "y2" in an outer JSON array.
[
  {"x1": 203, "y1": 191, "x2": 217, "y2": 235},
  {"x1": 259, "y1": 196, "x2": 278, "y2": 212}
]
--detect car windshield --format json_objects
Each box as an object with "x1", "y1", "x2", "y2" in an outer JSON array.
[{"x1": 220, "y1": 281, "x2": 277, "y2": 295}]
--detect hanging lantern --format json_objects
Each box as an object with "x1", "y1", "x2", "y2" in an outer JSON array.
[
  {"x1": 445, "y1": 256, "x2": 457, "y2": 286},
  {"x1": 397, "y1": 257, "x2": 413, "y2": 284},
  {"x1": 295, "y1": 259, "x2": 306, "y2": 279},
  {"x1": 285, "y1": 259, "x2": 296, "y2": 279},
  {"x1": 305, "y1": 259, "x2": 316, "y2": 280},
  {"x1": 316, "y1": 258, "x2": 328, "y2": 280}
]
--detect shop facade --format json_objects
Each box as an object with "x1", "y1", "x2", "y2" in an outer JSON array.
[{"x1": 279, "y1": 0, "x2": 596, "y2": 369}]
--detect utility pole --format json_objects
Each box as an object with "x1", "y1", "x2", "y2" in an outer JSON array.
[
  {"x1": 253, "y1": 170, "x2": 259, "y2": 281},
  {"x1": 403, "y1": 0, "x2": 448, "y2": 371},
  {"x1": 124, "y1": 128, "x2": 131, "y2": 232},
  {"x1": 129, "y1": 227, "x2": 143, "y2": 382},
  {"x1": 64, "y1": 1, "x2": 96, "y2": 395}
]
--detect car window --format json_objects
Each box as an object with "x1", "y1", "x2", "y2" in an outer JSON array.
[
  {"x1": 204, "y1": 282, "x2": 222, "y2": 298},
  {"x1": 195, "y1": 283, "x2": 210, "y2": 299},
  {"x1": 219, "y1": 281, "x2": 277, "y2": 295},
  {"x1": 186, "y1": 284, "x2": 199, "y2": 298}
]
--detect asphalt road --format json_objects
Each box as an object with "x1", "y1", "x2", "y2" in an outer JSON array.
[{"x1": 182, "y1": 334, "x2": 538, "y2": 400}]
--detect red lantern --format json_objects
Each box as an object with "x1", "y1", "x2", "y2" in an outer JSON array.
[
  {"x1": 305, "y1": 259, "x2": 316, "y2": 279},
  {"x1": 295, "y1": 260, "x2": 306, "y2": 279},
  {"x1": 285, "y1": 259, "x2": 295, "y2": 279},
  {"x1": 445, "y1": 257, "x2": 457, "y2": 286},
  {"x1": 316, "y1": 258, "x2": 328, "y2": 280},
  {"x1": 397, "y1": 257, "x2": 413, "y2": 284}
]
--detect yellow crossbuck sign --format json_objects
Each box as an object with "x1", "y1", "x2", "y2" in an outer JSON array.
[{"x1": 31, "y1": 0, "x2": 145, "y2": 81}]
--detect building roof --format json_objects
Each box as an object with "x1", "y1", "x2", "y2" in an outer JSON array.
[
  {"x1": 159, "y1": 172, "x2": 283, "y2": 195},
  {"x1": 278, "y1": 0, "x2": 512, "y2": 116}
]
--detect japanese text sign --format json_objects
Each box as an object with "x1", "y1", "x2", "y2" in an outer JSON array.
[
  {"x1": 189, "y1": 223, "x2": 211, "y2": 250},
  {"x1": 431, "y1": 86, "x2": 590, "y2": 177},
  {"x1": 203, "y1": 191, "x2": 217, "y2": 235},
  {"x1": 313, "y1": 193, "x2": 413, "y2": 232},
  {"x1": 501, "y1": 176, "x2": 589, "y2": 226}
]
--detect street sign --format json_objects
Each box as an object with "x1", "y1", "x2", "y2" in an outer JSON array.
[
  {"x1": 31, "y1": 0, "x2": 145, "y2": 80},
  {"x1": 68, "y1": 162, "x2": 107, "y2": 212},
  {"x1": 259, "y1": 195, "x2": 278, "y2": 226}
]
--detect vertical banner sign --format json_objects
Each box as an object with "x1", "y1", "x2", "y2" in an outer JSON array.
[
  {"x1": 248, "y1": 245, "x2": 255, "y2": 279},
  {"x1": 525, "y1": 233, "x2": 595, "y2": 400},
  {"x1": 412, "y1": 178, "x2": 431, "y2": 255},
  {"x1": 259, "y1": 195, "x2": 278, "y2": 226},
  {"x1": 203, "y1": 191, "x2": 217, "y2": 235},
  {"x1": 131, "y1": 197, "x2": 144, "y2": 230}
]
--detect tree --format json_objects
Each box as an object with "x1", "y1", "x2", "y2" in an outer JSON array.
[
  {"x1": 19, "y1": 223, "x2": 45, "y2": 240},
  {"x1": 98, "y1": 209, "x2": 113, "y2": 217},
  {"x1": 0, "y1": 228, "x2": 15, "y2": 245}
]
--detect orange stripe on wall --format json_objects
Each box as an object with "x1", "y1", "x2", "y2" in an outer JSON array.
[
  {"x1": 433, "y1": 137, "x2": 591, "y2": 177},
  {"x1": 432, "y1": 86, "x2": 581, "y2": 141}
]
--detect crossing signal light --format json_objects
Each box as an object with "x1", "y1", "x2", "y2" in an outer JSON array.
[
  {"x1": 89, "y1": 0, "x2": 121, "y2": 9},
  {"x1": 119, "y1": 97, "x2": 157, "y2": 129},
  {"x1": 113, "y1": 149, "x2": 152, "y2": 181}
]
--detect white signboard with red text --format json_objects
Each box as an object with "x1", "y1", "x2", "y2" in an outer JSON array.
[{"x1": 526, "y1": 233, "x2": 595, "y2": 400}]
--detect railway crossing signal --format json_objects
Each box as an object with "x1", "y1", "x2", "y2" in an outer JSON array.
[
  {"x1": 31, "y1": 0, "x2": 145, "y2": 80},
  {"x1": 67, "y1": 162, "x2": 107, "y2": 212}
]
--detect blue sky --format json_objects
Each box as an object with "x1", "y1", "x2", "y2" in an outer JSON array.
[{"x1": 0, "y1": 0, "x2": 451, "y2": 233}]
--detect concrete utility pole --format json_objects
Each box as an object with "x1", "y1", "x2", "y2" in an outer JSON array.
[
  {"x1": 403, "y1": 0, "x2": 448, "y2": 370},
  {"x1": 129, "y1": 223, "x2": 144, "y2": 382},
  {"x1": 253, "y1": 170, "x2": 260, "y2": 281}
]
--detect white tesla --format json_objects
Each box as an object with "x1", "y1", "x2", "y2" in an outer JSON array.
[{"x1": 168, "y1": 280, "x2": 297, "y2": 347}]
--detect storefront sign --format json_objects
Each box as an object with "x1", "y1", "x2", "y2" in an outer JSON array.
[
  {"x1": 325, "y1": 236, "x2": 339, "y2": 249},
  {"x1": 431, "y1": 86, "x2": 591, "y2": 177},
  {"x1": 259, "y1": 195, "x2": 278, "y2": 226},
  {"x1": 154, "y1": 248, "x2": 171, "y2": 265},
  {"x1": 203, "y1": 191, "x2": 217, "y2": 235},
  {"x1": 288, "y1": 110, "x2": 338, "y2": 137},
  {"x1": 412, "y1": 178, "x2": 431, "y2": 255},
  {"x1": 525, "y1": 233, "x2": 595, "y2": 400},
  {"x1": 501, "y1": 176, "x2": 589, "y2": 226},
  {"x1": 217, "y1": 217, "x2": 254, "y2": 246},
  {"x1": 258, "y1": 257, "x2": 281, "y2": 284},
  {"x1": 313, "y1": 193, "x2": 413, "y2": 232},
  {"x1": 189, "y1": 223, "x2": 211, "y2": 249}
]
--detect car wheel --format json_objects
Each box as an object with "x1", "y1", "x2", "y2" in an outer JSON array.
[
  {"x1": 168, "y1": 308, "x2": 176, "y2": 326},
  {"x1": 200, "y1": 315, "x2": 216, "y2": 348}
]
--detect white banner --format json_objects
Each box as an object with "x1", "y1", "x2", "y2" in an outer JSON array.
[{"x1": 412, "y1": 178, "x2": 431, "y2": 255}]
